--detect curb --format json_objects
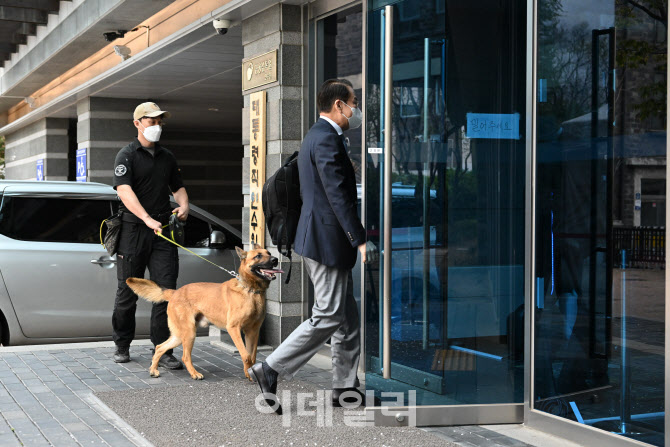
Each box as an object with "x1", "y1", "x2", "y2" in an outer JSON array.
[{"x1": 83, "y1": 393, "x2": 155, "y2": 447}]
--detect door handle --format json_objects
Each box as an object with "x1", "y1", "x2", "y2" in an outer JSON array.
[{"x1": 91, "y1": 258, "x2": 117, "y2": 265}]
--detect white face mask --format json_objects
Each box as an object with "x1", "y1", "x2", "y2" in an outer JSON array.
[
  {"x1": 340, "y1": 101, "x2": 362, "y2": 130},
  {"x1": 139, "y1": 122, "x2": 162, "y2": 142}
]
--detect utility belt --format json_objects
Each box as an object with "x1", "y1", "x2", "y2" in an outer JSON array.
[
  {"x1": 121, "y1": 211, "x2": 172, "y2": 226},
  {"x1": 102, "y1": 211, "x2": 184, "y2": 256},
  {"x1": 103, "y1": 211, "x2": 238, "y2": 280}
]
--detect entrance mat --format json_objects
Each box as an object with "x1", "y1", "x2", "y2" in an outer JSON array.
[{"x1": 96, "y1": 378, "x2": 458, "y2": 447}]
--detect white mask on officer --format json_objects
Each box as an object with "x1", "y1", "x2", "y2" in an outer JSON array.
[{"x1": 139, "y1": 122, "x2": 162, "y2": 142}]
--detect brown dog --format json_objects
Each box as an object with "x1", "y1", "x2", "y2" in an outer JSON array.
[{"x1": 126, "y1": 245, "x2": 282, "y2": 380}]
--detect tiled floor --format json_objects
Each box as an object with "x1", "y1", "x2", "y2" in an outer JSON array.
[{"x1": 0, "y1": 338, "x2": 584, "y2": 446}]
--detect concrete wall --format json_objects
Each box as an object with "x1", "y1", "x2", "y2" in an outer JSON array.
[
  {"x1": 4, "y1": 118, "x2": 69, "y2": 180},
  {"x1": 163, "y1": 131, "x2": 243, "y2": 229},
  {"x1": 239, "y1": 3, "x2": 308, "y2": 347},
  {"x1": 1, "y1": 0, "x2": 173, "y2": 98},
  {"x1": 77, "y1": 97, "x2": 137, "y2": 185}
]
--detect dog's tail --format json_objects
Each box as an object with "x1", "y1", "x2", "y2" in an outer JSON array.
[{"x1": 126, "y1": 278, "x2": 174, "y2": 303}]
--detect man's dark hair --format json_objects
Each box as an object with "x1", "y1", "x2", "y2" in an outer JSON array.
[{"x1": 317, "y1": 78, "x2": 353, "y2": 113}]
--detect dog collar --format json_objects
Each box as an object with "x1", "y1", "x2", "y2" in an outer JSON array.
[{"x1": 236, "y1": 279, "x2": 264, "y2": 294}]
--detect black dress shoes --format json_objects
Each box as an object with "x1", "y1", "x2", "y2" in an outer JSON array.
[
  {"x1": 248, "y1": 362, "x2": 282, "y2": 415},
  {"x1": 332, "y1": 387, "x2": 367, "y2": 408},
  {"x1": 113, "y1": 346, "x2": 130, "y2": 363}
]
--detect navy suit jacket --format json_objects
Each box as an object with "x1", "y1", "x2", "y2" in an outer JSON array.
[{"x1": 294, "y1": 118, "x2": 366, "y2": 270}]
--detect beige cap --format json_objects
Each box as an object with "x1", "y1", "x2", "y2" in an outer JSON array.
[{"x1": 133, "y1": 102, "x2": 171, "y2": 120}]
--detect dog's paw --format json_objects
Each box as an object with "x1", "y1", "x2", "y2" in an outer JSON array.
[
  {"x1": 191, "y1": 372, "x2": 204, "y2": 380},
  {"x1": 150, "y1": 369, "x2": 161, "y2": 378}
]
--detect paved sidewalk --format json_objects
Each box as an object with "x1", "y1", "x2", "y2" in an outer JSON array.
[{"x1": 0, "y1": 338, "x2": 580, "y2": 447}]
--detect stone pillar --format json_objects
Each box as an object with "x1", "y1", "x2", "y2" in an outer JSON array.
[
  {"x1": 4, "y1": 118, "x2": 69, "y2": 180},
  {"x1": 76, "y1": 97, "x2": 137, "y2": 185},
  {"x1": 237, "y1": 4, "x2": 307, "y2": 347}
]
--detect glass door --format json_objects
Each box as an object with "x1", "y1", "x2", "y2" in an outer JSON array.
[
  {"x1": 531, "y1": 0, "x2": 666, "y2": 445},
  {"x1": 364, "y1": 0, "x2": 527, "y2": 425}
]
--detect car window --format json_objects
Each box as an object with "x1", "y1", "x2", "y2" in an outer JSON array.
[
  {"x1": 0, "y1": 196, "x2": 113, "y2": 243},
  {"x1": 357, "y1": 193, "x2": 442, "y2": 229},
  {"x1": 184, "y1": 215, "x2": 211, "y2": 247},
  {"x1": 391, "y1": 196, "x2": 442, "y2": 228},
  {"x1": 184, "y1": 214, "x2": 242, "y2": 249}
]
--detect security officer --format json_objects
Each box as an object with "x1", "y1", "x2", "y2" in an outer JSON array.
[{"x1": 111, "y1": 102, "x2": 189, "y2": 368}]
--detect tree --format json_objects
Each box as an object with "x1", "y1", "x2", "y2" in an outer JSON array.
[
  {"x1": 543, "y1": 22, "x2": 595, "y2": 124},
  {"x1": 615, "y1": 0, "x2": 668, "y2": 126}
]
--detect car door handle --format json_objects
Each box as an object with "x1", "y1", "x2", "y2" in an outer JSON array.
[{"x1": 91, "y1": 258, "x2": 117, "y2": 265}]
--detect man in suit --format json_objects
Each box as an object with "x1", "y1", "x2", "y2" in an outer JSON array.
[{"x1": 249, "y1": 79, "x2": 378, "y2": 415}]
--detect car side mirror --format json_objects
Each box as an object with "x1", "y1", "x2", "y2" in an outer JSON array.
[{"x1": 209, "y1": 230, "x2": 226, "y2": 248}]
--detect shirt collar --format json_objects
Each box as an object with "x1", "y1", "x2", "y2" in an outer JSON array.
[
  {"x1": 319, "y1": 115, "x2": 343, "y2": 136},
  {"x1": 133, "y1": 138, "x2": 163, "y2": 154}
]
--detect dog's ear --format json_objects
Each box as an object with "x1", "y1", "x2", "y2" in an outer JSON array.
[
  {"x1": 235, "y1": 246, "x2": 247, "y2": 260},
  {"x1": 253, "y1": 243, "x2": 262, "y2": 250}
]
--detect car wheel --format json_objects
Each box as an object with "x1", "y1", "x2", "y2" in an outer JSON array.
[{"x1": 0, "y1": 312, "x2": 7, "y2": 346}]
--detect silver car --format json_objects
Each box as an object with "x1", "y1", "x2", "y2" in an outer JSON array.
[{"x1": 0, "y1": 180, "x2": 242, "y2": 345}]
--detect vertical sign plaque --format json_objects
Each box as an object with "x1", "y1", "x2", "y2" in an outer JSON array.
[{"x1": 249, "y1": 91, "x2": 266, "y2": 247}]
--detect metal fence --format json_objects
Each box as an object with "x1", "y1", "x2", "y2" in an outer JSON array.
[{"x1": 613, "y1": 227, "x2": 665, "y2": 268}]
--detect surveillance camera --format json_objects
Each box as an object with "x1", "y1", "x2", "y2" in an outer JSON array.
[
  {"x1": 103, "y1": 30, "x2": 127, "y2": 42},
  {"x1": 213, "y1": 18, "x2": 231, "y2": 35}
]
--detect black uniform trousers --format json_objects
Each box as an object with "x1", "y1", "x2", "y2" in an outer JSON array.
[{"x1": 113, "y1": 219, "x2": 178, "y2": 354}]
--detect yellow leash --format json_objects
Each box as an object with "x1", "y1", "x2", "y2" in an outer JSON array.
[
  {"x1": 155, "y1": 231, "x2": 239, "y2": 278},
  {"x1": 100, "y1": 214, "x2": 238, "y2": 278},
  {"x1": 99, "y1": 219, "x2": 106, "y2": 249}
]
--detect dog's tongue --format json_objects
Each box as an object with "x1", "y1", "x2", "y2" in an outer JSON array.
[{"x1": 262, "y1": 269, "x2": 284, "y2": 274}]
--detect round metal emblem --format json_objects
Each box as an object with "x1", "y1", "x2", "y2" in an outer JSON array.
[{"x1": 115, "y1": 164, "x2": 127, "y2": 176}]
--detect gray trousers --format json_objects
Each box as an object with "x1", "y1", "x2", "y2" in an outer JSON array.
[{"x1": 266, "y1": 257, "x2": 360, "y2": 389}]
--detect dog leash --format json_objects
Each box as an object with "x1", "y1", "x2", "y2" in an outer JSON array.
[
  {"x1": 100, "y1": 213, "x2": 240, "y2": 279},
  {"x1": 155, "y1": 231, "x2": 240, "y2": 279},
  {"x1": 98, "y1": 214, "x2": 171, "y2": 250}
]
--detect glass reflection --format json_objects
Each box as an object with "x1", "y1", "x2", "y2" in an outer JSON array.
[
  {"x1": 314, "y1": 5, "x2": 364, "y2": 318},
  {"x1": 364, "y1": 0, "x2": 526, "y2": 406},
  {"x1": 534, "y1": 0, "x2": 666, "y2": 444}
]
